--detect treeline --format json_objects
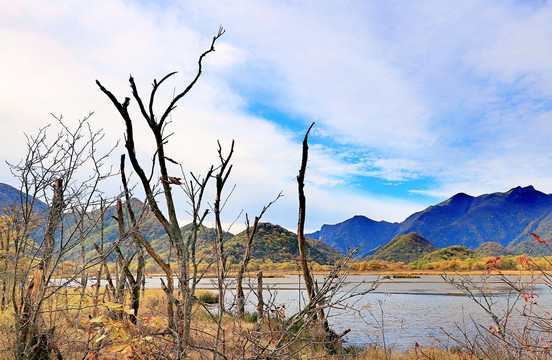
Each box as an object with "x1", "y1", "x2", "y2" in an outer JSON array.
[
  {"x1": 84, "y1": 254, "x2": 550, "y2": 276},
  {"x1": 351, "y1": 254, "x2": 552, "y2": 272}
]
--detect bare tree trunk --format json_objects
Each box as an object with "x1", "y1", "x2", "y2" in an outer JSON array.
[
  {"x1": 236, "y1": 193, "x2": 281, "y2": 318},
  {"x1": 213, "y1": 141, "x2": 234, "y2": 359},
  {"x1": 93, "y1": 243, "x2": 115, "y2": 300},
  {"x1": 182, "y1": 171, "x2": 211, "y2": 343},
  {"x1": 93, "y1": 200, "x2": 106, "y2": 317},
  {"x1": 256, "y1": 271, "x2": 264, "y2": 322},
  {"x1": 296, "y1": 123, "x2": 330, "y2": 331},
  {"x1": 119, "y1": 155, "x2": 146, "y2": 323},
  {"x1": 19, "y1": 178, "x2": 64, "y2": 359},
  {"x1": 213, "y1": 140, "x2": 234, "y2": 312},
  {"x1": 43, "y1": 179, "x2": 63, "y2": 274},
  {"x1": 297, "y1": 124, "x2": 316, "y2": 303},
  {"x1": 235, "y1": 215, "x2": 256, "y2": 319}
]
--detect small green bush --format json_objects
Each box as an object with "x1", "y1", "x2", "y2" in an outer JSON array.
[
  {"x1": 244, "y1": 312, "x2": 258, "y2": 323},
  {"x1": 197, "y1": 291, "x2": 218, "y2": 304}
]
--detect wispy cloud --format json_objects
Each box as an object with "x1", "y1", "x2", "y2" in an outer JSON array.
[{"x1": 3, "y1": 0, "x2": 552, "y2": 231}]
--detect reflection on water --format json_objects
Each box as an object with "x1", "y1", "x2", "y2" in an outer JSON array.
[{"x1": 54, "y1": 274, "x2": 552, "y2": 350}]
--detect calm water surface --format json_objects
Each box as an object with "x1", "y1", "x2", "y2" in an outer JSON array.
[
  {"x1": 58, "y1": 273, "x2": 552, "y2": 350},
  {"x1": 225, "y1": 274, "x2": 552, "y2": 350}
]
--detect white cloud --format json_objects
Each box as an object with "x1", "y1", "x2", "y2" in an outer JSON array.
[{"x1": 4, "y1": 0, "x2": 552, "y2": 234}]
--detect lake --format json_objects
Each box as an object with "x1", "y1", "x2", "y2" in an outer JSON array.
[
  {"x1": 57, "y1": 273, "x2": 552, "y2": 350},
  {"x1": 222, "y1": 273, "x2": 552, "y2": 350}
]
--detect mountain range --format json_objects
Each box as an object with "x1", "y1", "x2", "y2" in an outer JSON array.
[
  {"x1": 0, "y1": 183, "x2": 340, "y2": 265},
  {"x1": 3, "y1": 182, "x2": 552, "y2": 263},
  {"x1": 308, "y1": 185, "x2": 552, "y2": 257}
]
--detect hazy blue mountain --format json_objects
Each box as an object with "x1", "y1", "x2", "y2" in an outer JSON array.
[
  {"x1": 398, "y1": 186, "x2": 552, "y2": 249},
  {"x1": 308, "y1": 230, "x2": 321, "y2": 240},
  {"x1": 0, "y1": 183, "x2": 24, "y2": 206},
  {"x1": 306, "y1": 215, "x2": 400, "y2": 258},
  {"x1": 0, "y1": 183, "x2": 48, "y2": 213},
  {"x1": 309, "y1": 186, "x2": 552, "y2": 253},
  {"x1": 0, "y1": 183, "x2": 50, "y2": 242}
]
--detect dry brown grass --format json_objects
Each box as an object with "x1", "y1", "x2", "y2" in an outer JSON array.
[{"x1": 0, "y1": 287, "x2": 523, "y2": 359}]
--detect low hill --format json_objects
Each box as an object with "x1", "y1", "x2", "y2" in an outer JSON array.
[
  {"x1": 66, "y1": 201, "x2": 339, "y2": 265},
  {"x1": 412, "y1": 245, "x2": 479, "y2": 265},
  {"x1": 227, "y1": 223, "x2": 342, "y2": 265},
  {"x1": 367, "y1": 233, "x2": 437, "y2": 263},
  {"x1": 74, "y1": 204, "x2": 341, "y2": 265},
  {"x1": 475, "y1": 242, "x2": 511, "y2": 257}
]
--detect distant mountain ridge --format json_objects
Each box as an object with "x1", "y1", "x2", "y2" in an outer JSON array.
[
  {"x1": 308, "y1": 186, "x2": 552, "y2": 257},
  {"x1": 0, "y1": 183, "x2": 340, "y2": 265},
  {"x1": 308, "y1": 215, "x2": 399, "y2": 257},
  {"x1": 4, "y1": 182, "x2": 552, "y2": 262},
  {"x1": 0, "y1": 183, "x2": 48, "y2": 213}
]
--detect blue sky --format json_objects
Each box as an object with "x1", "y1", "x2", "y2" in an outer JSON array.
[{"x1": 2, "y1": 1, "x2": 552, "y2": 232}]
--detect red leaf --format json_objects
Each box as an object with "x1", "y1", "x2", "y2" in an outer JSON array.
[
  {"x1": 530, "y1": 233, "x2": 541, "y2": 241},
  {"x1": 530, "y1": 233, "x2": 549, "y2": 246},
  {"x1": 485, "y1": 257, "x2": 501, "y2": 266},
  {"x1": 522, "y1": 292, "x2": 539, "y2": 302},
  {"x1": 485, "y1": 256, "x2": 502, "y2": 268},
  {"x1": 518, "y1": 256, "x2": 529, "y2": 267}
]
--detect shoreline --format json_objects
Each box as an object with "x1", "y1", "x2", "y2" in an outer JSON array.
[{"x1": 139, "y1": 268, "x2": 533, "y2": 279}]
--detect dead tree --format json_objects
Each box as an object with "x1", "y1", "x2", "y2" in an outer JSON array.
[
  {"x1": 97, "y1": 26, "x2": 225, "y2": 351},
  {"x1": 181, "y1": 167, "x2": 212, "y2": 342},
  {"x1": 92, "y1": 199, "x2": 108, "y2": 316},
  {"x1": 213, "y1": 140, "x2": 234, "y2": 314},
  {"x1": 42, "y1": 179, "x2": 63, "y2": 274},
  {"x1": 296, "y1": 122, "x2": 331, "y2": 333},
  {"x1": 8, "y1": 114, "x2": 114, "y2": 359},
  {"x1": 297, "y1": 123, "x2": 316, "y2": 306},
  {"x1": 236, "y1": 192, "x2": 282, "y2": 318},
  {"x1": 211, "y1": 140, "x2": 235, "y2": 359},
  {"x1": 18, "y1": 178, "x2": 64, "y2": 359},
  {"x1": 118, "y1": 155, "x2": 147, "y2": 323}
]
